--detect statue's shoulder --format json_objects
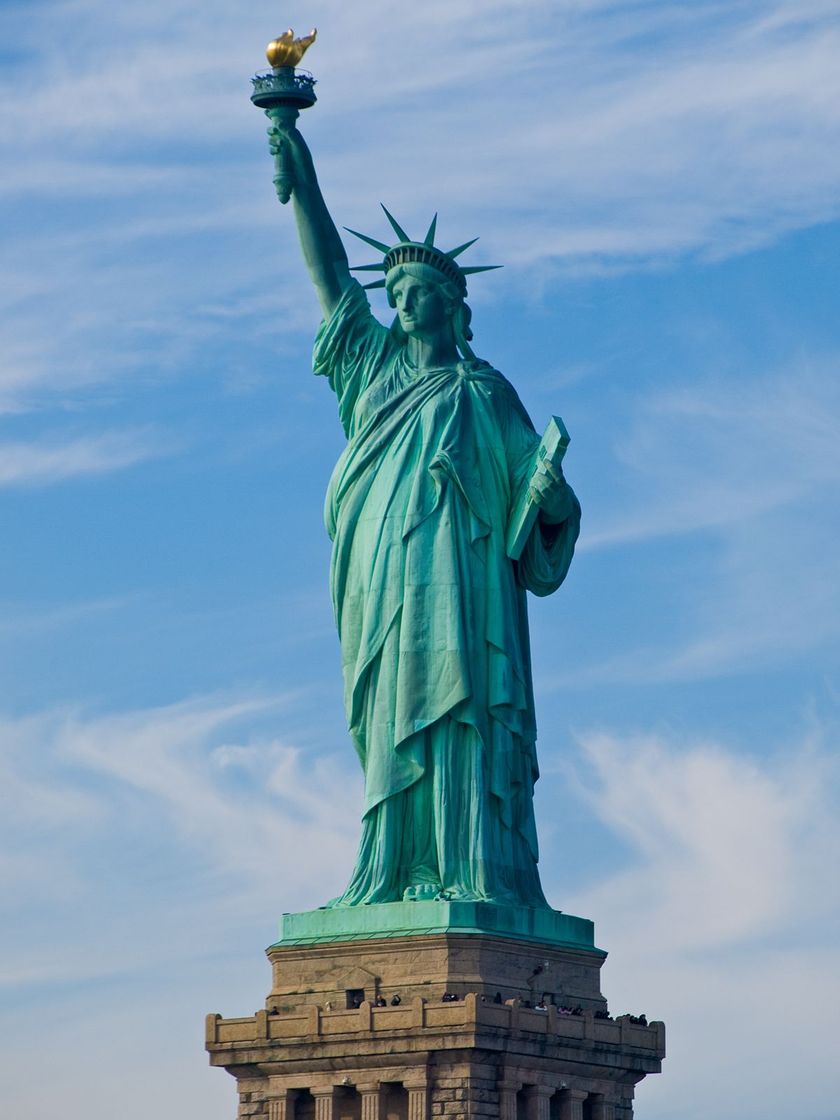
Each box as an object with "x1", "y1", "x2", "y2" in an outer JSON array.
[
  {"x1": 459, "y1": 359, "x2": 529, "y2": 416},
  {"x1": 461, "y1": 358, "x2": 526, "y2": 398},
  {"x1": 315, "y1": 280, "x2": 393, "y2": 369},
  {"x1": 458, "y1": 358, "x2": 507, "y2": 384}
]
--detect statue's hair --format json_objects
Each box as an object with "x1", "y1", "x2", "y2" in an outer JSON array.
[{"x1": 385, "y1": 262, "x2": 476, "y2": 360}]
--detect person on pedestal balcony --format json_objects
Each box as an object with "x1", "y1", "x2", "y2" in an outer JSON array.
[{"x1": 274, "y1": 125, "x2": 580, "y2": 909}]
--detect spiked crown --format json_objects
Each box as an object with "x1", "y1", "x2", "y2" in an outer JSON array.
[{"x1": 346, "y1": 206, "x2": 500, "y2": 296}]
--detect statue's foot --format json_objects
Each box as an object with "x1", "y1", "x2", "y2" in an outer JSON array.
[
  {"x1": 436, "y1": 887, "x2": 481, "y2": 902},
  {"x1": 435, "y1": 887, "x2": 515, "y2": 903},
  {"x1": 403, "y1": 883, "x2": 440, "y2": 901}
]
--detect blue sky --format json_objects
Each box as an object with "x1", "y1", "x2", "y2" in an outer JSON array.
[{"x1": 2, "y1": 1, "x2": 840, "y2": 1117}]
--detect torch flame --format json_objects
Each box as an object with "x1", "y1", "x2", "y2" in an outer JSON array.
[{"x1": 266, "y1": 28, "x2": 317, "y2": 68}]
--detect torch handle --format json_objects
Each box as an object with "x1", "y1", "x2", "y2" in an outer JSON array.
[{"x1": 266, "y1": 105, "x2": 301, "y2": 205}]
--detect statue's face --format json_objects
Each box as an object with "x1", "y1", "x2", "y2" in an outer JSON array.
[{"x1": 391, "y1": 276, "x2": 449, "y2": 337}]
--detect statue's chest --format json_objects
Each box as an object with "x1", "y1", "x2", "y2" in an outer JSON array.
[{"x1": 353, "y1": 363, "x2": 445, "y2": 435}]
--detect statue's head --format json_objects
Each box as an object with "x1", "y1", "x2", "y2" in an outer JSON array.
[
  {"x1": 385, "y1": 262, "x2": 474, "y2": 356},
  {"x1": 345, "y1": 207, "x2": 500, "y2": 361}
]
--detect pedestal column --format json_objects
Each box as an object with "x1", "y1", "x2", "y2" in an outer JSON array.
[
  {"x1": 312, "y1": 1088, "x2": 336, "y2": 1120},
  {"x1": 527, "y1": 1085, "x2": 554, "y2": 1120},
  {"x1": 589, "y1": 1096, "x2": 614, "y2": 1120},
  {"x1": 498, "y1": 1080, "x2": 520, "y2": 1120},
  {"x1": 267, "y1": 1090, "x2": 293, "y2": 1120},
  {"x1": 558, "y1": 1089, "x2": 589, "y2": 1120},
  {"x1": 405, "y1": 1081, "x2": 428, "y2": 1120},
  {"x1": 357, "y1": 1085, "x2": 381, "y2": 1120}
]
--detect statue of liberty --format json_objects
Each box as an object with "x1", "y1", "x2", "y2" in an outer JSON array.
[{"x1": 269, "y1": 110, "x2": 581, "y2": 911}]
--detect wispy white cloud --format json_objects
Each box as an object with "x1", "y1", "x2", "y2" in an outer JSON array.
[
  {"x1": 0, "y1": 197, "x2": 313, "y2": 410},
  {"x1": 569, "y1": 728, "x2": 838, "y2": 945},
  {"x1": 2, "y1": 692, "x2": 837, "y2": 1120},
  {"x1": 657, "y1": 512, "x2": 840, "y2": 679},
  {"x1": 585, "y1": 359, "x2": 840, "y2": 550},
  {"x1": 0, "y1": 596, "x2": 130, "y2": 638},
  {"x1": 561, "y1": 724, "x2": 840, "y2": 1120},
  {"x1": 550, "y1": 358, "x2": 840, "y2": 684},
  {"x1": 0, "y1": 160, "x2": 181, "y2": 200},
  {"x1": 0, "y1": 692, "x2": 358, "y2": 922},
  {"x1": 0, "y1": 686, "x2": 360, "y2": 1120},
  {"x1": 0, "y1": 428, "x2": 175, "y2": 485},
  {"x1": 56, "y1": 694, "x2": 360, "y2": 894},
  {"x1": 4, "y1": 1, "x2": 840, "y2": 409}
]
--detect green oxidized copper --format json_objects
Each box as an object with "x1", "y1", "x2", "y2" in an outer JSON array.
[
  {"x1": 251, "y1": 30, "x2": 318, "y2": 204},
  {"x1": 253, "y1": 36, "x2": 582, "y2": 927}
]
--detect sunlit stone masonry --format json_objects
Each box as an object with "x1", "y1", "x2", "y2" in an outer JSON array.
[{"x1": 207, "y1": 905, "x2": 664, "y2": 1120}]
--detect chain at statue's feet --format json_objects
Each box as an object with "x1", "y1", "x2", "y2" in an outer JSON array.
[
  {"x1": 401, "y1": 884, "x2": 522, "y2": 904},
  {"x1": 402, "y1": 882, "x2": 439, "y2": 901}
]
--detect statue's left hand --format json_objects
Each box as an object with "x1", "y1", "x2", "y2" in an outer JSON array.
[{"x1": 529, "y1": 460, "x2": 574, "y2": 524}]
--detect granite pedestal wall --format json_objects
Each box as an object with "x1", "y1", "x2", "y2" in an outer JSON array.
[{"x1": 207, "y1": 905, "x2": 664, "y2": 1120}]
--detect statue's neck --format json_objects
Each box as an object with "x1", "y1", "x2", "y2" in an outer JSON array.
[{"x1": 405, "y1": 332, "x2": 459, "y2": 371}]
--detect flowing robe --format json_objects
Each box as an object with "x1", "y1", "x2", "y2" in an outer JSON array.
[{"x1": 314, "y1": 281, "x2": 580, "y2": 906}]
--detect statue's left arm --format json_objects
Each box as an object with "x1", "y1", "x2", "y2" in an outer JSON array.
[
  {"x1": 529, "y1": 458, "x2": 577, "y2": 528},
  {"x1": 519, "y1": 472, "x2": 581, "y2": 597},
  {"x1": 504, "y1": 402, "x2": 581, "y2": 597}
]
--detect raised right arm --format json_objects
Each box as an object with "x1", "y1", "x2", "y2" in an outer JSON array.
[{"x1": 269, "y1": 125, "x2": 352, "y2": 319}]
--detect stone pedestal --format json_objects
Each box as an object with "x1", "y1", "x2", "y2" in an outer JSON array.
[{"x1": 207, "y1": 905, "x2": 664, "y2": 1120}]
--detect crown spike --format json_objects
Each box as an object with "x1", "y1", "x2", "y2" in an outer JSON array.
[
  {"x1": 380, "y1": 204, "x2": 410, "y2": 243},
  {"x1": 347, "y1": 211, "x2": 499, "y2": 294},
  {"x1": 344, "y1": 227, "x2": 391, "y2": 253},
  {"x1": 446, "y1": 237, "x2": 479, "y2": 259}
]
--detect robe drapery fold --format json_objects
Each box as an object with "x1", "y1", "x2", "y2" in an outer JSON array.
[{"x1": 314, "y1": 281, "x2": 580, "y2": 906}]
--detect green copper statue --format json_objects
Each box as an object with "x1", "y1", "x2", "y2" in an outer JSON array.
[{"x1": 255, "y1": 34, "x2": 580, "y2": 910}]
